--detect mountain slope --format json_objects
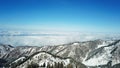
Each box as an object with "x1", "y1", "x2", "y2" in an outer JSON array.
[
  {"x1": 1, "y1": 39, "x2": 120, "y2": 68},
  {"x1": 9, "y1": 51, "x2": 87, "y2": 68},
  {"x1": 83, "y1": 40, "x2": 120, "y2": 68},
  {"x1": 2, "y1": 40, "x2": 107, "y2": 62},
  {"x1": 0, "y1": 44, "x2": 14, "y2": 58}
]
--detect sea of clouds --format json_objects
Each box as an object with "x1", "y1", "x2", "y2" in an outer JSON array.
[{"x1": 0, "y1": 30, "x2": 120, "y2": 46}]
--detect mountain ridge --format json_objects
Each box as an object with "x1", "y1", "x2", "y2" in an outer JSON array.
[{"x1": 0, "y1": 39, "x2": 120, "y2": 68}]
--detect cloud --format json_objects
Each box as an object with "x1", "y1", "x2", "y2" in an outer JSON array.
[{"x1": 0, "y1": 31, "x2": 120, "y2": 46}]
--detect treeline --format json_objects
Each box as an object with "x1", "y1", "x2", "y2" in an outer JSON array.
[{"x1": 27, "y1": 62, "x2": 75, "y2": 68}]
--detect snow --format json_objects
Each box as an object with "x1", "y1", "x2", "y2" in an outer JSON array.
[
  {"x1": 82, "y1": 46, "x2": 113, "y2": 66},
  {"x1": 0, "y1": 44, "x2": 14, "y2": 58},
  {"x1": 115, "y1": 41, "x2": 120, "y2": 46},
  {"x1": 112, "y1": 59, "x2": 120, "y2": 66},
  {"x1": 97, "y1": 41, "x2": 114, "y2": 48},
  {"x1": 73, "y1": 43, "x2": 79, "y2": 45},
  {"x1": 97, "y1": 42, "x2": 107, "y2": 48},
  {"x1": 83, "y1": 54, "x2": 108, "y2": 66},
  {"x1": 32, "y1": 52, "x2": 70, "y2": 66},
  {"x1": 17, "y1": 52, "x2": 71, "y2": 68},
  {"x1": 14, "y1": 57, "x2": 26, "y2": 63}
]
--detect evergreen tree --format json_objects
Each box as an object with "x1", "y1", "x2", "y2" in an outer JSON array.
[
  {"x1": 61, "y1": 62, "x2": 64, "y2": 68},
  {"x1": 50, "y1": 64, "x2": 53, "y2": 68},
  {"x1": 27, "y1": 63, "x2": 39, "y2": 68},
  {"x1": 47, "y1": 63, "x2": 50, "y2": 68},
  {"x1": 54, "y1": 62, "x2": 58, "y2": 68},
  {"x1": 67, "y1": 63, "x2": 73, "y2": 68}
]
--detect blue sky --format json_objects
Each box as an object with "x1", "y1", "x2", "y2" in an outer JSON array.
[{"x1": 0, "y1": 0, "x2": 120, "y2": 32}]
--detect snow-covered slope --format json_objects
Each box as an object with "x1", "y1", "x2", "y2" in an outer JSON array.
[
  {"x1": 16, "y1": 52, "x2": 70, "y2": 68},
  {"x1": 0, "y1": 44, "x2": 14, "y2": 58},
  {"x1": 83, "y1": 40, "x2": 120, "y2": 68},
  {"x1": 9, "y1": 51, "x2": 87, "y2": 68}
]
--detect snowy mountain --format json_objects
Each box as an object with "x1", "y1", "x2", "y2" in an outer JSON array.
[
  {"x1": 2, "y1": 40, "x2": 106, "y2": 62},
  {"x1": 83, "y1": 40, "x2": 120, "y2": 68},
  {"x1": 10, "y1": 51, "x2": 86, "y2": 68},
  {"x1": 0, "y1": 44, "x2": 14, "y2": 58},
  {"x1": 1, "y1": 39, "x2": 120, "y2": 68}
]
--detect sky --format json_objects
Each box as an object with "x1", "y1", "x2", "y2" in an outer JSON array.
[{"x1": 0, "y1": 0, "x2": 120, "y2": 32}]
